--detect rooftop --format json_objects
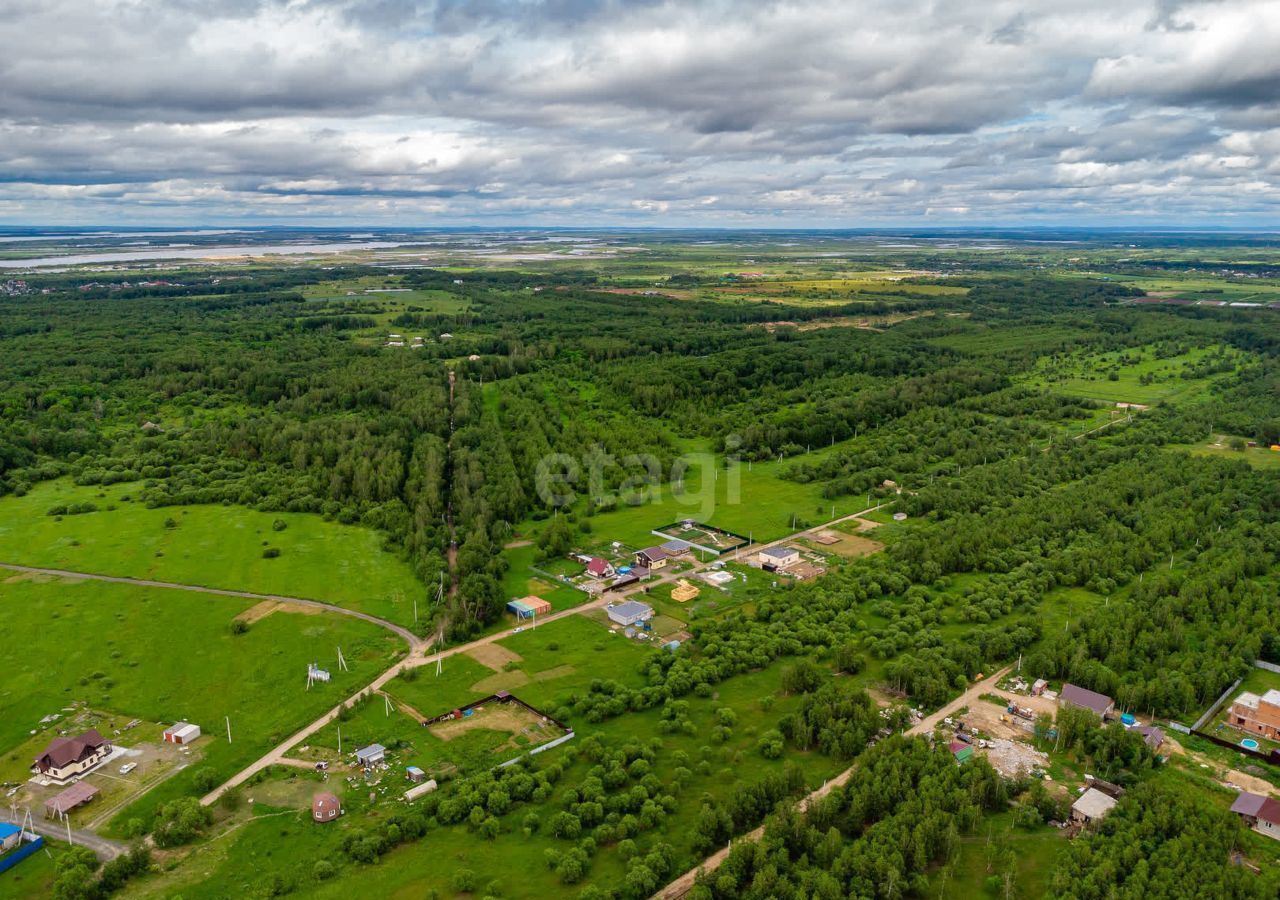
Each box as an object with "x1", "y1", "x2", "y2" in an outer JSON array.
[
  {"x1": 610, "y1": 600, "x2": 653, "y2": 618},
  {"x1": 46, "y1": 781, "x2": 98, "y2": 814},
  {"x1": 1059, "y1": 683, "x2": 1113, "y2": 716},
  {"x1": 760, "y1": 545, "x2": 797, "y2": 560},
  {"x1": 1231, "y1": 791, "x2": 1268, "y2": 817},
  {"x1": 1072, "y1": 788, "x2": 1117, "y2": 820}
]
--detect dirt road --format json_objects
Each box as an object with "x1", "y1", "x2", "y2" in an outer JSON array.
[
  {"x1": 653, "y1": 667, "x2": 1012, "y2": 898},
  {"x1": 0, "y1": 809, "x2": 127, "y2": 861},
  {"x1": 202, "y1": 502, "x2": 895, "y2": 807},
  {"x1": 0, "y1": 562, "x2": 423, "y2": 650},
  {"x1": 907, "y1": 667, "x2": 1014, "y2": 736}
]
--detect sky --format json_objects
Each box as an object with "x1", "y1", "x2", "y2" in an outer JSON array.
[{"x1": 1, "y1": 0, "x2": 1278, "y2": 227}]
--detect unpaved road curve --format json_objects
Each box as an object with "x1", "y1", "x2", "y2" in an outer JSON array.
[
  {"x1": 652, "y1": 667, "x2": 1012, "y2": 899},
  {"x1": 199, "y1": 594, "x2": 614, "y2": 805},
  {"x1": 0, "y1": 563, "x2": 423, "y2": 650}
]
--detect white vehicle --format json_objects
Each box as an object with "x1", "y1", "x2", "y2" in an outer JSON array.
[{"x1": 119, "y1": 762, "x2": 137, "y2": 775}]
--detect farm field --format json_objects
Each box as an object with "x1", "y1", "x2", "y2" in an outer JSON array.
[
  {"x1": 0, "y1": 575, "x2": 401, "y2": 834},
  {"x1": 0, "y1": 480, "x2": 425, "y2": 627}
]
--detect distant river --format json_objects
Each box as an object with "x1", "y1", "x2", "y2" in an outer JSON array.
[{"x1": 0, "y1": 240, "x2": 431, "y2": 269}]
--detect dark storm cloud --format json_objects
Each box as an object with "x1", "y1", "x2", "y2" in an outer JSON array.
[{"x1": 0, "y1": 0, "x2": 1276, "y2": 223}]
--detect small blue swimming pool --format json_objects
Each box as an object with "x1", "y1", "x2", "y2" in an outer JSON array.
[{"x1": 1240, "y1": 738, "x2": 1260, "y2": 751}]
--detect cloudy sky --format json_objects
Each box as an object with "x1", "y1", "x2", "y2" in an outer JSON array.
[{"x1": 2, "y1": 0, "x2": 1278, "y2": 226}]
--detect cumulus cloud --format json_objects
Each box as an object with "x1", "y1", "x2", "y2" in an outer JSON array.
[{"x1": 0, "y1": 0, "x2": 1276, "y2": 223}]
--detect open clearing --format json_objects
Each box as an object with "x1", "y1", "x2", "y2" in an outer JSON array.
[
  {"x1": 466, "y1": 643, "x2": 523, "y2": 671},
  {"x1": 0, "y1": 479, "x2": 425, "y2": 626},
  {"x1": 0, "y1": 576, "x2": 400, "y2": 834}
]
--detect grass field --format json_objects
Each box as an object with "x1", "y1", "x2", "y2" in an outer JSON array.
[
  {"x1": 1177, "y1": 435, "x2": 1280, "y2": 470},
  {"x1": 520, "y1": 441, "x2": 878, "y2": 554},
  {"x1": 923, "y1": 323, "x2": 1091, "y2": 355},
  {"x1": 0, "y1": 842, "x2": 60, "y2": 899},
  {"x1": 925, "y1": 810, "x2": 1066, "y2": 899},
  {"x1": 1021, "y1": 343, "x2": 1250, "y2": 405},
  {"x1": 0, "y1": 575, "x2": 401, "y2": 834},
  {"x1": 126, "y1": 651, "x2": 848, "y2": 900},
  {"x1": 0, "y1": 479, "x2": 425, "y2": 626}
]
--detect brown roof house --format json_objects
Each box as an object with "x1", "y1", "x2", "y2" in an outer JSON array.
[
  {"x1": 1230, "y1": 791, "x2": 1280, "y2": 842},
  {"x1": 1058, "y1": 684, "x2": 1114, "y2": 719},
  {"x1": 312, "y1": 792, "x2": 342, "y2": 823},
  {"x1": 32, "y1": 729, "x2": 111, "y2": 783}
]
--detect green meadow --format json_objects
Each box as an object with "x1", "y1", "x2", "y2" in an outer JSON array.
[
  {"x1": 0, "y1": 480, "x2": 426, "y2": 626},
  {"x1": 0, "y1": 575, "x2": 401, "y2": 833},
  {"x1": 1021, "y1": 343, "x2": 1251, "y2": 406},
  {"x1": 126, "y1": 647, "x2": 847, "y2": 900},
  {"x1": 520, "y1": 440, "x2": 877, "y2": 554}
]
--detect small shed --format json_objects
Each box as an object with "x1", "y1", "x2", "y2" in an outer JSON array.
[
  {"x1": 406, "y1": 766, "x2": 426, "y2": 783},
  {"x1": 949, "y1": 741, "x2": 973, "y2": 763},
  {"x1": 0, "y1": 822, "x2": 21, "y2": 852},
  {"x1": 163, "y1": 722, "x2": 201, "y2": 745},
  {"x1": 45, "y1": 782, "x2": 99, "y2": 818},
  {"x1": 355, "y1": 744, "x2": 386, "y2": 767},
  {"x1": 1031, "y1": 679, "x2": 1048, "y2": 696},
  {"x1": 1071, "y1": 788, "x2": 1117, "y2": 826},
  {"x1": 660, "y1": 540, "x2": 692, "y2": 556},
  {"x1": 312, "y1": 792, "x2": 341, "y2": 823},
  {"x1": 519, "y1": 596, "x2": 552, "y2": 616},
  {"x1": 404, "y1": 779, "x2": 439, "y2": 802}
]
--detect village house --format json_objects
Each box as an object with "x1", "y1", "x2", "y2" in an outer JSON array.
[
  {"x1": 312, "y1": 792, "x2": 341, "y2": 823},
  {"x1": 758, "y1": 545, "x2": 800, "y2": 571},
  {"x1": 607, "y1": 600, "x2": 654, "y2": 627},
  {"x1": 1058, "y1": 683, "x2": 1114, "y2": 719},
  {"x1": 1230, "y1": 791, "x2": 1280, "y2": 841},
  {"x1": 32, "y1": 729, "x2": 111, "y2": 782},
  {"x1": 1227, "y1": 689, "x2": 1280, "y2": 741},
  {"x1": 585, "y1": 557, "x2": 615, "y2": 579},
  {"x1": 635, "y1": 547, "x2": 670, "y2": 570}
]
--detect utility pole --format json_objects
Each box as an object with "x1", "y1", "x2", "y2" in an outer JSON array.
[{"x1": 225, "y1": 716, "x2": 232, "y2": 744}]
